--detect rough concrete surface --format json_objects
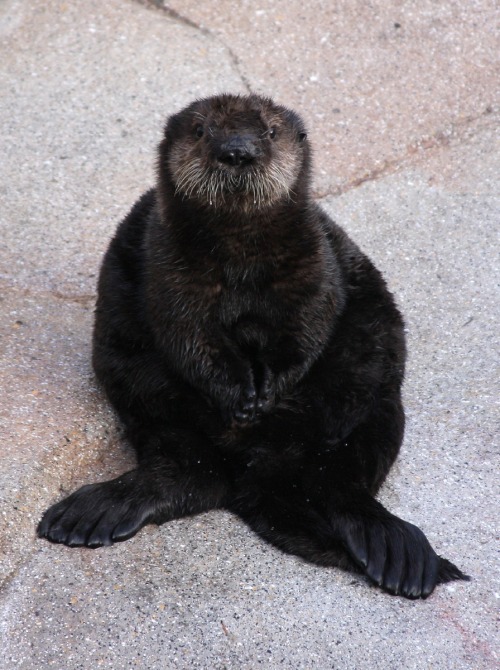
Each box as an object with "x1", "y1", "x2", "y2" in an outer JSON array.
[{"x1": 0, "y1": 0, "x2": 498, "y2": 668}]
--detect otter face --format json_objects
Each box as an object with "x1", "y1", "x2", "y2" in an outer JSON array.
[{"x1": 163, "y1": 94, "x2": 309, "y2": 210}]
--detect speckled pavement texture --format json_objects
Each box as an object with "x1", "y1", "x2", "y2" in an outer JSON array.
[{"x1": 0, "y1": 0, "x2": 498, "y2": 668}]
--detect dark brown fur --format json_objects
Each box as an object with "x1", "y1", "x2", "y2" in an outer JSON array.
[{"x1": 38, "y1": 94, "x2": 468, "y2": 598}]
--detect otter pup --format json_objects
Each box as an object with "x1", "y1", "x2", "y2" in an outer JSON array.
[{"x1": 38, "y1": 93, "x2": 468, "y2": 598}]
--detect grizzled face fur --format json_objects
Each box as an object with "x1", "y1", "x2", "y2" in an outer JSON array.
[{"x1": 162, "y1": 94, "x2": 309, "y2": 210}]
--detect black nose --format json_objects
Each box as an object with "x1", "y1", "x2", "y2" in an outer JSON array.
[
  {"x1": 218, "y1": 148, "x2": 250, "y2": 166},
  {"x1": 217, "y1": 136, "x2": 258, "y2": 167}
]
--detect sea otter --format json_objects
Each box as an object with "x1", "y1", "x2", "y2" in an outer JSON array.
[{"x1": 38, "y1": 93, "x2": 468, "y2": 598}]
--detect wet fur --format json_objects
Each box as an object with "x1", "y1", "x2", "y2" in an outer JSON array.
[{"x1": 38, "y1": 94, "x2": 468, "y2": 598}]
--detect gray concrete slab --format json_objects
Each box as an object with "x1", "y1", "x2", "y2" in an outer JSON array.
[{"x1": 1, "y1": 0, "x2": 498, "y2": 668}]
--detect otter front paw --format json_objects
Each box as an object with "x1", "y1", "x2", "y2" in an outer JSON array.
[
  {"x1": 230, "y1": 365, "x2": 277, "y2": 425},
  {"x1": 232, "y1": 378, "x2": 259, "y2": 425},
  {"x1": 256, "y1": 364, "x2": 276, "y2": 415}
]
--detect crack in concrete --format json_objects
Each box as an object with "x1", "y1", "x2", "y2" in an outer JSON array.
[
  {"x1": 136, "y1": 0, "x2": 211, "y2": 35},
  {"x1": 136, "y1": 0, "x2": 252, "y2": 93},
  {"x1": 314, "y1": 105, "x2": 498, "y2": 199},
  {"x1": 132, "y1": 4, "x2": 496, "y2": 202},
  {"x1": 50, "y1": 291, "x2": 96, "y2": 305},
  {"x1": 1, "y1": 280, "x2": 95, "y2": 307},
  {"x1": 0, "y1": 558, "x2": 31, "y2": 596},
  {"x1": 0, "y1": 428, "x2": 127, "y2": 593}
]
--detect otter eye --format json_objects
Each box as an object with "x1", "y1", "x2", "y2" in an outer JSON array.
[
  {"x1": 269, "y1": 127, "x2": 277, "y2": 139},
  {"x1": 298, "y1": 132, "x2": 307, "y2": 142},
  {"x1": 195, "y1": 125, "x2": 204, "y2": 138}
]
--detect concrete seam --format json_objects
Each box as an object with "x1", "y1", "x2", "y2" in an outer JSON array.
[
  {"x1": 0, "y1": 280, "x2": 95, "y2": 306},
  {"x1": 134, "y1": 0, "x2": 252, "y2": 93},
  {"x1": 0, "y1": 431, "x2": 125, "y2": 593},
  {"x1": 314, "y1": 106, "x2": 498, "y2": 199}
]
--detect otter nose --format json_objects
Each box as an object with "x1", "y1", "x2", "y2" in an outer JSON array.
[
  {"x1": 218, "y1": 148, "x2": 249, "y2": 167},
  {"x1": 217, "y1": 136, "x2": 257, "y2": 167}
]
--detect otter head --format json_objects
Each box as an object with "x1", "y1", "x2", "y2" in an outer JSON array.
[{"x1": 160, "y1": 94, "x2": 309, "y2": 211}]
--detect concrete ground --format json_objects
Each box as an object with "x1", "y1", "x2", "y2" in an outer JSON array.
[{"x1": 0, "y1": 0, "x2": 498, "y2": 667}]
